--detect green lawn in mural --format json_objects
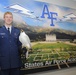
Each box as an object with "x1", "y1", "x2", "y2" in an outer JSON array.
[
  {"x1": 23, "y1": 42, "x2": 76, "y2": 62},
  {"x1": 21, "y1": 42, "x2": 76, "y2": 69},
  {"x1": 32, "y1": 42, "x2": 75, "y2": 50}
]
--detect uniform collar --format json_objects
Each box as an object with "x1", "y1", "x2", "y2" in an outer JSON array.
[
  {"x1": 5, "y1": 25, "x2": 12, "y2": 29},
  {"x1": 4, "y1": 25, "x2": 12, "y2": 33}
]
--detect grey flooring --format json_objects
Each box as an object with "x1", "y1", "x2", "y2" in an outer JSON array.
[{"x1": 26, "y1": 67, "x2": 76, "y2": 75}]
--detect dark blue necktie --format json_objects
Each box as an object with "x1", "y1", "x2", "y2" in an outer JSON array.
[{"x1": 8, "y1": 28, "x2": 10, "y2": 34}]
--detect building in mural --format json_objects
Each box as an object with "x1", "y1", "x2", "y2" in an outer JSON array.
[{"x1": 45, "y1": 34, "x2": 56, "y2": 41}]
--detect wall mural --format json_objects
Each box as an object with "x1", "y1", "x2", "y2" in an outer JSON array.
[{"x1": 0, "y1": 0, "x2": 76, "y2": 70}]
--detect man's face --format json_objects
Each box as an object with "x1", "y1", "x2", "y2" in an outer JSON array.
[{"x1": 4, "y1": 14, "x2": 13, "y2": 25}]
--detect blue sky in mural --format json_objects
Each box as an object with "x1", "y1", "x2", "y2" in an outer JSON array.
[{"x1": 0, "y1": 0, "x2": 76, "y2": 32}]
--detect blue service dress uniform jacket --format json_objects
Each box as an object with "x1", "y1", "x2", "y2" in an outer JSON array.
[{"x1": 0, "y1": 26, "x2": 22, "y2": 70}]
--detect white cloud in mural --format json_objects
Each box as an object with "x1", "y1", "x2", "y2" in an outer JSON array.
[
  {"x1": 13, "y1": 13, "x2": 25, "y2": 23},
  {"x1": 5, "y1": 4, "x2": 34, "y2": 18},
  {"x1": 4, "y1": 4, "x2": 42, "y2": 22},
  {"x1": 48, "y1": 5, "x2": 67, "y2": 18},
  {"x1": 48, "y1": 5, "x2": 76, "y2": 23},
  {"x1": 0, "y1": 11, "x2": 4, "y2": 19},
  {"x1": 59, "y1": 13, "x2": 76, "y2": 21}
]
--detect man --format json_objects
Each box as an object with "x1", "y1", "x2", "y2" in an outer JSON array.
[{"x1": 0, "y1": 12, "x2": 22, "y2": 75}]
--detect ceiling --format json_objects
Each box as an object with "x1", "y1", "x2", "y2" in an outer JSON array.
[{"x1": 36, "y1": 0, "x2": 76, "y2": 9}]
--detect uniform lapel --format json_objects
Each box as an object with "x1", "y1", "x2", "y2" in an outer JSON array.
[{"x1": 2, "y1": 26, "x2": 9, "y2": 35}]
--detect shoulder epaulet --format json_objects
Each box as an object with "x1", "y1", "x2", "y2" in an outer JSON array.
[{"x1": 14, "y1": 27, "x2": 20, "y2": 31}]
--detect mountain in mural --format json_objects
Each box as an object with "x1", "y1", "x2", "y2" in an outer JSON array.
[{"x1": 26, "y1": 26, "x2": 76, "y2": 41}]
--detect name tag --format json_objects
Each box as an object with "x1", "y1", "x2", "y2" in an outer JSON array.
[{"x1": 0, "y1": 33, "x2": 6, "y2": 35}]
